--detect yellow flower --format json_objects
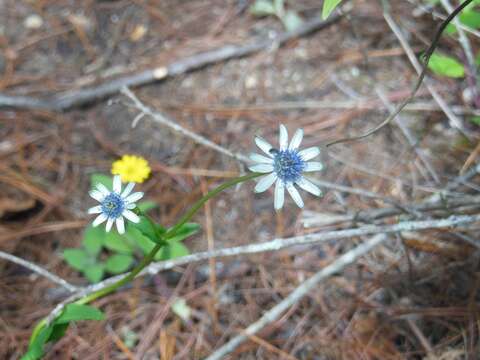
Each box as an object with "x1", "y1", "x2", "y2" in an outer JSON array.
[{"x1": 111, "y1": 155, "x2": 151, "y2": 183}]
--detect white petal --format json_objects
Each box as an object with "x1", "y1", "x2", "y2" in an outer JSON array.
[
  {"x1": 298, "y1": 147, "x2": 320, "y2": 161},
  {"x1": 89, "y1": 189, "x2": 104, "y2": 202},
  {"x1": 249, "y1": 153, "x2": 274, "y2": 164},
  {"x1": 289, "y1": 129, "x2": 303, "y2": 150},
  {"x1": 279, "y1": 124, "x2": 288, "y2": 150},
  {"x1": 122, "y1": 210, "x2": 140, "y2": 223},
  {"x1": 121, "y1": 182, "x2": 135, "y2": 198},
  {"x1": 296, "y1": 177, "x2": 321, "y2": 196},
  {"x1": 126, "y1": 203, "x2": 136, "y2": 210},
  {"x1": 255, "y1": 136, "x2": 273, "y2": 156},
  {"x1": 92, "y1": 213, "x2": 107, "y2": 227},
  {"x1": 304, "y1": 162, "x2": 324, "y2": 172},
  {"x1": 96, "y1": 183, "x2": 110, "y2": 196},
  {"x1": 249, "y1": 164, "x2": 274, "y2": 173},
  {"x1": 125, "y1": 191, "x2": 144, "y2": 204},
  {"x1": 88, "y1": 205, "x2": 102, "y2": 214},
  {"x1": 274, "y1": 180, "x2": 285, "y2": 210},
  {"x1": 286, "y1": 182, "x2": 304, "y2": 208},
  {"x1": 105, "y1": 218, "x2": 114, "y2": 232},
  {"x1": 116, "y1": 217, "x2": 125, "y2": 234},
  {"x1": 113, "y1": 175, "x2": 122, "y2": 194},
  {"x1": 255, "y1": 173, "x2": 277, "y2": 193}
]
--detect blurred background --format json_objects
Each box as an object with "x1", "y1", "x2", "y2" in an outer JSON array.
[{"x1": 1, "y1": 0, "x2": 480, "y2": 358}]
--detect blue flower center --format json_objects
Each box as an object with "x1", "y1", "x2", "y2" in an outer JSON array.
[
  {"x1": 101, "y1": 193, "x2": 125, "y2": 219},
  {"x1": 273, "y1": 149, "x2": 305, "y2": 183}
]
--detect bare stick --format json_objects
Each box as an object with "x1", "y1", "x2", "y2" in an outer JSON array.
[
  {"x1": 121, "y1": 87, "x2": 250, "y2": 163},
  {"x1": 0, "y1": 15, "x2": 341, "y2": 111},
  {"x1": 326, "y1": 0, "x2": 473, "y2": 146},
  {"x1": 0, "y1": 250, "x2": 79, "y2": 293},
  {"x1": 42, "y1": 213, "x2": 480, "y2": 324},
  {"x1": 204, "y1": 234, "x2": 389, "y2": 360}
]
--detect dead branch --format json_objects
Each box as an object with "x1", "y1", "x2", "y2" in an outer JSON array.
[{"x1": 0, "y1": 14, "x2": 341, "y2": 112}]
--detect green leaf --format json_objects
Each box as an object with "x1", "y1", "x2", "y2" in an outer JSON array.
[
  {"x1": 281, "y1": 10, "x2": 303, "y2": 31},
  {"x1": 47, "y1": 323, "x2": 69, "y2": 342},
  {"x1": 470, "y1": 116, "x2": 480, "y2": 126},
  {"x1": 22, "y1": 325, "x2": 53, "y2": 360},
  {"x1": 427, "y1": 52, "x2": 465, "y2": 78},
  {"x1": 90, "y1": 173, "x2": 113, "y2": 191},
  {"x1": 105, "y1": 254, "x2": 134, "y2": 274},
  {"x1": 446, "y1": 10, "x2": 480, "y2": 34},
  {"x1": 322, "y1": 0, "x2": 343, "y2": 19},
  {"x1": 55, "y1": 304, "x2": 105, "y2": 324},
  {"x1": 130, "y1": 216, "x2": 159, "y2": 243},
  {"x1": 83, "y1": 263, "x2": 105, "y2": 283},
  {"x1": 157, "y1": 242, "x2": 190, "y2": 260},
  {"x1": 137, "y1": 201, "x2": 158, "y2": 213},
  {"x1": 63, "y1": 248, "x2": 90, "y2": 271},
  {"x1": 82, "y1": 225, "x2": 104, "y2": 256},
  {"x1": 167, "y1": 223, "x2": 200, "y2": 242},
  {"x1": 171, "y1": 297, "x2": 191, "y2": 321},
  {"x1": 104, "y1": 232, "x2": 134, "y2": 254},
  {"x1": 250, "y1": 0, "x2": 275, "y2": 16},
  {"x1": 127, "y1": 227, "x2": 155, "y2": 254}
]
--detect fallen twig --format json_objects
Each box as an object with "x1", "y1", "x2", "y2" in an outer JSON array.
[
  {"x1": 0, "y1": 250, "x2": 79, "y2": 293},
  {"x1": 0, "y1": 14, "x2": 341, "y2": 111},
  {"x1": 42, "y1": 212, "x2": 480, "y2": 325}
]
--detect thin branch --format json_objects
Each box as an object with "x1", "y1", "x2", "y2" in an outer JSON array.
[
  {"x1": 204, "y1": 234, "x2": 389, "y2": 360},
  {"x1": 326, "y1": 0, "x2": 474, "y2": 147},
  {"x1": 43, "y1": 213, "x2": 480, "y2": 324},
  {"x1": 0, "y1": 14, "x2": 341, "y2": 111},
  {"x1": 120, "y1": 87, "x2": 250, "y2": 163},
  {"x1": 0, "y1": 250, "x2": 79, "y2": 293}
]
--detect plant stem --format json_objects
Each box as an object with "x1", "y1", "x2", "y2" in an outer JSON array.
[{"x1": 29, "y1": 172, "x2": 263, "y2": 345}]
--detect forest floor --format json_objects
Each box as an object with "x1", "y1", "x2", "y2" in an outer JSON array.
[{"x1": 1, "y1": 0, "x2": 480, "y2": 359}]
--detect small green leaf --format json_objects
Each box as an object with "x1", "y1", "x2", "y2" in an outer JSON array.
[
  {"x1": 104, "y1": 232, "x2": 134, "y2": 254},
  {"x1": 470, "y1": 116, "x2": 480, "y2": 126},
  {"x1": 427, "y1": 52, "x2": 465, "y2": 78},
  {"x1": 171, "y1": 297, "x2": 191, "y2": 321},
  {"x1": 446, "y1": 10, "x2": 480, "y2": 34},
  {"x1": 167, "y1": 223, "x2": 200, "y2": 242},
  {"x1": 47, "y1": 323, "x2": 69, "y2": 342},
  {"x1": 55, "y1": 304, "x2": 105, "y2": 324},
  {"x1": 83, "y1": 263, "x2": 105, "y2": 283},
  {"x1": 82, "y1": 226, "x2": 104, "y2": 256},
  {"x1": 130, "y1": 216, "x2": 158, "y2": 243},
  {"x1": 158, "y1": 242, "x2": 190, "y2": 260},
  {"x1": 22, "y1": 325, "x2": 53, "y2": 360},
  {"x1": 249, "y1": 0, "x2": 275, "y2": 16},
  {"x1": 105, "y1": 254, "x2": 134, "y2": 274},
  {"x1": 126, "y1": 227, "x2": 155, "y2": 255},
  {"x1": 137, "y1": 201, "x2": 158, "y2": 213},
  {"x1": 63, "y1": 249, "x2": 90, "y2": 271},
  {"x1": 281, "y1": 10, "x2": 303, "y2": 31},
  {"x1": 322, "y1": 0, "x2": 343, "y2": 19},
  {"x1": 90, "y1": 173, "x2": 113, "y2": 191}
]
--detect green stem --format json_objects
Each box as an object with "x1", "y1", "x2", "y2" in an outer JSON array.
[
  {"x1": 164, "y1": 172, "x2": 262, "y2": 239},
  {"x1": 29, "y1": 172, "x2": 263, "y2": 345}
]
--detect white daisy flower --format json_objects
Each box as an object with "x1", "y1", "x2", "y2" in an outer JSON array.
[
  {"x1": 87, "y1": 175, "x2": 143, "y2": 234},
  {"x1": 249, "y1": 124, "x2": 323, "y2": 210}
]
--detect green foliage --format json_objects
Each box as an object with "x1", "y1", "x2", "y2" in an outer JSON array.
[
  {"x1": 90, "y1": 173, "x2": 113, "y2": 191},
  {"x1": 157, "y1": 242, "x2": 190, "y2": 260},
  {"x1": 322, "y1": 0, "x2": 343, "y2": 19},
  {"x1": 105, "y1": 254, "x2": 134, "y2": 274},
  {"x1": 22, "y1": 305, "x2": 104, "y2": 360},
  {"x1": 446, "y1": 10, "x2": 480, "y2": 34},
  {"x1": 250, "y1": 0, "x2": 303, "y2": 31},
  {"x1": 63, "y1": 248, "x2": 90, "y2": 271},
  {"x1": 470, "y1": 116, "x2": 480, "y2": 126},
  {"x1": 427, "y1": 52, "x2": 465, "y2": 78},
  {"x1": 166, "y1": 223, "x2": 200, "y2": 242}
]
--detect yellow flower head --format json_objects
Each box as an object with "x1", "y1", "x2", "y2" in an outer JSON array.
[{"x1": 111, "y1": 155, "x2": 151, "y2": 183}]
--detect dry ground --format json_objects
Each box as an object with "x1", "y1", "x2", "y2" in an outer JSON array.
[{"x1": 1, "y1": 0, "x2": 480, "y2": 359}]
